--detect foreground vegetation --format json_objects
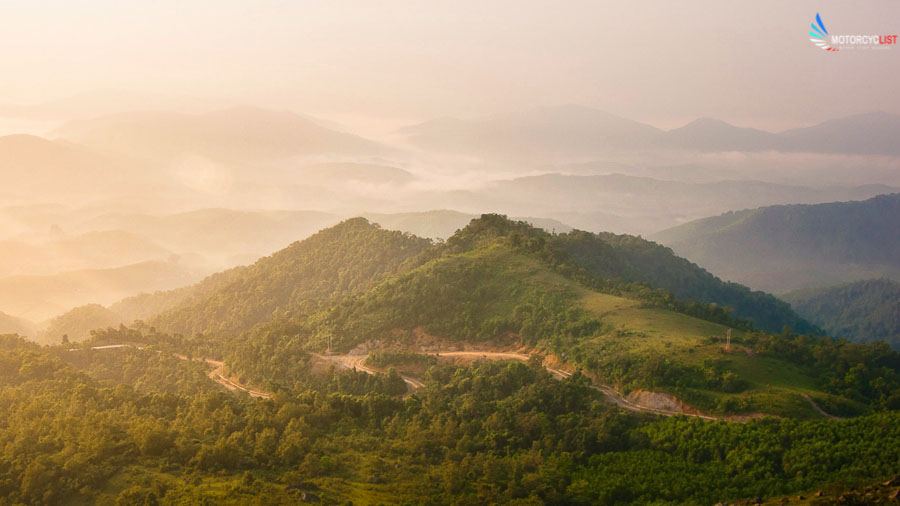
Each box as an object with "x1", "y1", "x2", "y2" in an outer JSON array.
[{"x1": 3, "y1": 334, "x2": 900, "y2": 505}]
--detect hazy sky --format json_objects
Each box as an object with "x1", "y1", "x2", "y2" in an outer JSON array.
[{"x1": 1, "y1": 0, "x2": 898, "y2": 130}]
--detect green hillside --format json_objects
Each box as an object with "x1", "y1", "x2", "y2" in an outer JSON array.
[
  {"x1": 652, "y1": 193, "x2": 900, "y2": 293},
  {"x1": 149, "y1": 218, "x2": 433, "y2": 338},
  {"x1": 226, "y1": 215, "x2": 889, "y2": 418},
  {"x1": 554, "y1": 230, "x2": 817, "y2": 334},
  {"x1": 782, "y1": 278, "x2": 900, "y2": 349}
]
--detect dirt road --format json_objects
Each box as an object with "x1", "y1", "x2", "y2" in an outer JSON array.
[
  {"x1": 314, "y1": 353, "x2": 426, "y2": 390},
  {"x1": 320, "y1": 350, "x2": 722, "y2": 420},
  {"x1": 80, "y1": 345, "x2": 273, "y2": 399}
]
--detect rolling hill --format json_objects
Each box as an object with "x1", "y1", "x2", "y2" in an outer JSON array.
[
  {"x1": 147, "y1": 218, "x2": 434, "y2": 338},
  {"x1": 104, "y1": 215, "x2": 816, "y2": 349},
  {"x1": 222, "y1": 215, "x2": 844, "y2": 418},
  {"x1": 782, "y1": 279, "x2": 900, "y2": 349},
  {"x1": 652, "y1": 193, "x2": 900, "y2": 293},
  {"x1": 37, "y1": 303, "x2": 123, "y2": 345}
]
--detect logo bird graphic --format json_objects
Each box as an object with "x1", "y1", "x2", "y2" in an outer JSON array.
[{"x1": 809, "y1": 13, "x2": 836, "y2": 51}]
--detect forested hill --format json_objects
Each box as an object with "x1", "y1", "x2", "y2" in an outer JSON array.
[
  {"x1": 148, "y1": 214, "x2": 812, "y2": 342},
  {"x1": 149, "y1": 218, "x2": 432, "y2": 338},
  {"x1": 415, "y1": 214, "x2": 815, "y2": 334},
  {"x1": 782, "y1": 279, "x2": 900, "y2": 349},
  {"x1": 652, "y1": 193, "x2": 900, "y2": 293},
  {"x1": 226, "y1": 214, "x2": 871, "y2": 420}
]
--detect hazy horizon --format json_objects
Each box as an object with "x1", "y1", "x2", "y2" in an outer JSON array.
[
  {"x1": 1, "y1": 0, "x2": 899, "y2": 133},
  {"x1": 1, "y1": 0, "x2": 898, "y2": 330}
]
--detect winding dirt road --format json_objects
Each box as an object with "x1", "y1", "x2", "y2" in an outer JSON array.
[
  {"x1": 78, "y1": 345, "x2": 274, "y2": 399},
  {"x1": 81, "y1": 345, "x2": 820, "y2": 421},
  {"x1": 319, "y1": 350, "x2": 721, "y2": 420},
  {"x1": 313, "y1": 353, "x2": 426, "y2": 390}
]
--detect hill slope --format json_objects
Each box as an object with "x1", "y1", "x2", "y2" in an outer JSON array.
[
  {"x1": 782, "y1": 279, "x2": 900, "y2": 348},
  {"x1": 37, "y1": 304, "x2": 123, "y2": 344},
  {"x1": 149, "y1": 218, "x2": 433, "y2": 338},
  {"x1": 554, "y1": 230, "x2": 817, "y2": 334},
  {"x1": 225, "y1": 215, "x2": 856, "y2": 418},
  {"x1": 652, "y1": 193, "x2": 900, "y2": 293}
]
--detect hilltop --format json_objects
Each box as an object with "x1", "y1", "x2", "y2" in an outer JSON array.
[{"x1": 148, "y1": 218, "x2": 433, "y2": 338}]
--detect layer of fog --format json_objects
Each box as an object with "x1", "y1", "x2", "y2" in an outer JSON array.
[{"x1": 0, "y1": 100, "x2": 898, "y2": 336}]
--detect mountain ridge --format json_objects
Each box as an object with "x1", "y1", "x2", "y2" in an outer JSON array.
[{"x1": 652, "y1": 193, "x2": 900, "y2": 293}]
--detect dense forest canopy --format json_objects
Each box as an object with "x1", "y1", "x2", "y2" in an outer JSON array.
[{"x1": 2, "y1": 333, "x2": 900, "y2": 504}]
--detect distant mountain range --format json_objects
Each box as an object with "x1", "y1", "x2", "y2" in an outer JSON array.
[
  {"x1": 652, "y1": 193, "x2": 900, "y2": 293},
  {"x1": 0, "y1": 230, "x2": 172, "y2": 277},
  {"x1": 50, "y1": 106, "x2": 390, "y2": 164},
  {"x1": 399, "y1": 105, "x2": 900, "y2": 158},
  {"x1": 782, "y1": 279, "x2": 900, "y2": 349}
]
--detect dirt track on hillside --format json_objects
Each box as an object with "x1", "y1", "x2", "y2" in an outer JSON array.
[{"x1": 319, "y1": 350, "x2": 724, "y2": 420}]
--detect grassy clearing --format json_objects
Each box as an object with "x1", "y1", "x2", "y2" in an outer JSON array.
[{"x1": 576, "y1": 291, "x2": 829, "y2": 418}]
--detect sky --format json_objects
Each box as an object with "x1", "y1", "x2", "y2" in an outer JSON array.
[{"x1": 0, "y1": 0, "x2": 898, "y2": 131}]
